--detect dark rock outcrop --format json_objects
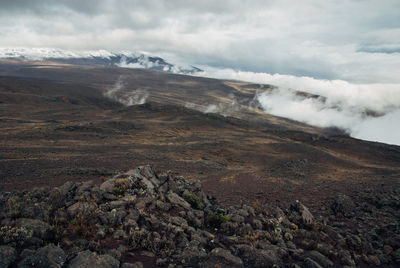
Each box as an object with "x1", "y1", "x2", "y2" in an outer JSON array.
[
  {"x1": 331, "y1": 194, "x2": 355, "y2": 217},
  {"x1": 0, "y1": 245, "x2": 16, "y2": 267},
  {"x1": 18, "y1": 244, "x2": 66, "y2": 268},
  {"x1": 0, "y1": 165, "x2": 399, "y2": 267},
  {"x1": 67, "y1": 250, "x2": 119, "y2": 268}
]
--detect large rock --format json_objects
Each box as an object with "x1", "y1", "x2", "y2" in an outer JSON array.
[
  {"x1": 136, "y1": 165, "x2": 160, "y2": 186},
  {"x1": 37, "y1": 244, "x2": 67, "y2": 267},
  {"x1": 67, "y1": 202, "x2": 97, "y2": 217},
  {"x1": 48, "y1": 188, "x2": 65, "y2": 208},
  {"x1": 121, "y1": 262, "x2": 144, "y2": 268},
  {"x1": 230, "y1": 214, "x2": 245, "y2": 223},
  {"x1": 386, "y1": 234, "x2": 400, "y2": 249},
  {"x1": 235, "y1": 244, "x2": 279, "y2": 267},
  {"x1": 303, "y1": 257, "x2": 323, "y2": 268},
  {"x1": 100, "y1": 180, "x2": 115, "y2": 192},
  {"x1": 59, "y1": 181, "x2": 76, "y2": 195},
  {"x1": 18, "y1": 252, "x2": 52, "y2": 268},
  {"x1": 16, "y1": 218, "x2": 50, "y2": 240},
  {"x1": 181, "y1": 246, "x2": 208, "y2": 267},
  {"x1": 291, "y1": 201, "x2": 314, "y2": 224},
  {"x1": 203, "y1": 248, "x2": 243, "y2": 268},
  {"x1": 331, "y1": 194, "x2": 355, "y2": 217},
  {"x1": 338, "y1": 250, "x2": 355, "y2": 266},
  {"x1": 67, "y1": 250, "x2": 119, "y2": 268},
  {"x1": 170, "y1": 216, "x2": 188, "y2": 227},
  {"x1": 0, "y1": 245, "x2": 17, "y2": 268},
  {"x1": 76, "y1": 180, "x2": 94, "y2": 194},
  {"x1": 18, "y1": 244, "x2": 66, "y2": 268},
  {"x1": 166, "y1": 192, "x2": 191, "y2": 210},
  {"x1": 48, "y1": 181, "x2": 76, "y2": 208},
  {"x1": 308, "y1": 251, "x2": 333, "y2": 267},
  {"x1": 125, "y1": 165, "x2": 160, "y2": 190},
  {"x1": 101, "y1": 165, "x2": 159, "y2": 194}
]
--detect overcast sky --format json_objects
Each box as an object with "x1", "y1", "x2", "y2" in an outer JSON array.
[{"x1": 1, "y1": 0, "x2": 399, "y2": 83}]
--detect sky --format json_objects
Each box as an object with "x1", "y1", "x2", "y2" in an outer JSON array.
[
  {"x1": 1, "y1": 0, "x2": 400, "y2": 144},
  {"x1": 1, "y1": 0, "x2": 399, "y2": 83}
]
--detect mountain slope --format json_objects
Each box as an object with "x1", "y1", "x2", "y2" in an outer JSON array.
[{"x1": 0, "y1": 60, "x2": 399, "y2": 208}]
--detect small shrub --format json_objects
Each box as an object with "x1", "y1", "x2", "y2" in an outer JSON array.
[
  {"x1": 311, "y1": 221, "x2": 322, "y2": 232},
  {"x1": 6, "y1": 197, "x2": 21, "y2": 218},
  {"x1": 113, "y1": 187, "x2": 126, "y2": 195},
  {"x1": 243, "y1": 232, "x2": 268, "y2": 247},
  {"x1": 67, "y1": 199, "x2": 98, "y2": 238},
  {"x1": 184, "y1": 193, "x2": 201, "y2": 209},
  {"x1": 252, "y1": 199, "x2": 267, "y2": 214},
  {"x1": 69, "y1": 211, "x2": 97, "y2": 237},
  {"x1": 205, "y1": 212, "x2": 229, "y2": 229},
  {"x1": 331, "y1": 223, "x2": 344, "y2": 228},
  {"x1": 0, "y1": 226, "x2": 33, "y2": 245},
  {"x1": 113, "y1": 178, "x2": 131, "y2": 195},
  {"x1": 130, "y1": 228, "x2": 147, "y2": 249},
  {"x1": 288, "y1": 223, "x2": 298, "y2": 231},
  {"x1": 284, "y1": 232, "x2": 293, "y2": 241},
  {"x1": 23, "y1": 194, "x2": 31, "y2": 203}
]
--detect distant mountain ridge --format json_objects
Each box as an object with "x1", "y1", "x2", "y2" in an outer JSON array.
[{"x1": 0, "y1": 47, "x2": 202, "y2": 74}]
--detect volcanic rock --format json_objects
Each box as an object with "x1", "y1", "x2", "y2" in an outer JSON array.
[
  {"x1": 0, "y1": 165, "x2": 399, "y2": 267},
  {"x1": 67, "y1": 250, "x2": 119, "y2": 268},
  {"x1": 0, "y1": 245, "x2": 16, "y2": 268}
]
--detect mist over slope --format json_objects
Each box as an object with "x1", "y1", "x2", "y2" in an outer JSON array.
[{"x1": 199, "y1": 67, "x2": 400, "y2": 146}]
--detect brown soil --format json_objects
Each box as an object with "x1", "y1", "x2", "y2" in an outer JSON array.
[{"x1": 0, "y1": 60, "x2": 399, "y2": 209}]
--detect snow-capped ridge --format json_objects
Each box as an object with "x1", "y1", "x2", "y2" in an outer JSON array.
[{"x1": 0, "y1": 47, "x2": 202, "y2": 74}]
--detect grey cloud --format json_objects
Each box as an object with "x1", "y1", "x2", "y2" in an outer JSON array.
[
  {"x1": 0, "y1": 0, "x2": 102, "y2": 14},
  {"x1": 0, "y1": 0, "x2": 399, "y2": 83},
  {"x1": 0, "y1": 0, "x2": 51, "y2": 14},
  {"x1": 358, "y1": 44, "x2": 400, "y2": 54}
]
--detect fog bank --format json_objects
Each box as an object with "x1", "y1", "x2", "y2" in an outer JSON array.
[{"x1": 199, "y1": 67, "x2": 400, "y2": 146}]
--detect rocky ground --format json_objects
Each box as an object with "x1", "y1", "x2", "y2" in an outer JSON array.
[
  {"x1": 1, "y1": 61, "x2": 400, "y2": 267},
  {"x1": 1, "y1": 61, "x2": 400, "y2": 214},
  {"x1": 0, "y1": 165, "x2": 399, "y2": 267}
]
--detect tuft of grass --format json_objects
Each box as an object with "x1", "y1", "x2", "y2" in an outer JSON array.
[
  {"x1": 6, "y1": 197, "x2": 21, "y2": 219},
  {"x1": 331, "y1": 223, "x2": 344, "y2": 229},
  {"x1": 113, "y1": 177, "x2": 131, "y2": 195},
  {"x1": 113, "y1": 187, "x2": 125, "y2": 195},
  {"x1": 184, "y1": 193, "x2": 202, "y2": 209},
  {"x1": 65, "y1": 198, "x2": 99, "y2": 239},
  {"x1": 205, "y1": 212, "x2": 229, "y2": 229},
  {"x1": 69, "y1": 211, "x2": 97, "y2": 237},
  {"x1": 284, "y1": 232, "x2": 293, "y2": 241}
]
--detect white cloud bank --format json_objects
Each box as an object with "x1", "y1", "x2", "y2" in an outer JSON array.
[
  {"x1": 353, "y1": 110, "x2": 400, "y2": 146},
  {"x1": 199, "y1": 67, "x2": 400, "y2": 146}
]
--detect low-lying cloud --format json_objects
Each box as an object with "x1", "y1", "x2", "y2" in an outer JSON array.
[
  {"x1": 184, "y1": 93, "x2": 243, "y2": 117},
  {"x1": 352, "y1": 110, "x2": 400, "y2": 146},
  {"x1": 255, "y1": 89, "x2": 362, "y2": 129},
  {"x1": 198, "y1": 67, "x2": 400, "y2": 146},
  {"x1": 203, "y1": 93, "x2": 241, "y2": 116},
  {"x1": 105, "y1": 76, "x2": 148, "y2": 106}
]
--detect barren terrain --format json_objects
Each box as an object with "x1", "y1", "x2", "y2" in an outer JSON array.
[{"x1": 0, "y1": 60, "x2": 399, "y2": 208}]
